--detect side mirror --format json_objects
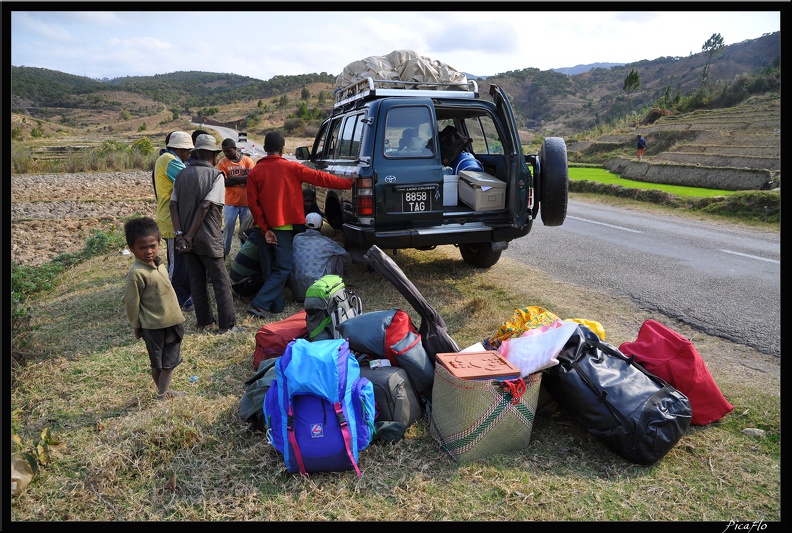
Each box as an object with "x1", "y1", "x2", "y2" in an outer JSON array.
[{"x1": 295, "y1": 146, "x2": 311, "y2": 160}]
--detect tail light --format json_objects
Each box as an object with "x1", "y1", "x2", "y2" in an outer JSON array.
[{"x1": 357, "y1": 177, "x2": 374, "y2": 216}]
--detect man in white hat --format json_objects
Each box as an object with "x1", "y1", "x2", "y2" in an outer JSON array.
[
  {"x1": 169, "y1": 134, "x2": 245, "y2": 335},
  {"x1": 153, "y1": 131, "x2": 194, "y2": 311},
  {"x1": 289, "y1": 212, "x2": 351, "y2": 302}
]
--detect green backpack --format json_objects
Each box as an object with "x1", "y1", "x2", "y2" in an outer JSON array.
[{"x1": 304, "y1": 275, "x2": 362, "y2": 341}]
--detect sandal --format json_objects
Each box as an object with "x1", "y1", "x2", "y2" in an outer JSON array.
[{"x1": 247, "y1": 307, "x2": 273, "y2": 319}]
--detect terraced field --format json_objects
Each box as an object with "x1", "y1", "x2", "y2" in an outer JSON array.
[{"x1": 569, "y1": 95, "x2": 780, "y2": 190}]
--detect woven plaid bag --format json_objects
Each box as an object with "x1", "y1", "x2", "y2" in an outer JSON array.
[{"x1": 428, "y1": 364, "x2": 541, "y2": 463}]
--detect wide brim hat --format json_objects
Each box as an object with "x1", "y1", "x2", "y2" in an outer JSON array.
[
  {"x1": 167, "y1": 131, "x2": 194, "y2": 149},
  {"x1": 193, "y1": 134, "x2": 223, "y2": 152}
]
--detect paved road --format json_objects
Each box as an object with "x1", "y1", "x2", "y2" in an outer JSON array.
[
  {"x1": 505, "y1": 199, "x2": 780, "y2": 357},
  {"x1": 194, "y1": 123, "x2": 296, "y2": 160}
]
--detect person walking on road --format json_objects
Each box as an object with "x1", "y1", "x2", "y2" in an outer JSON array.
[{"x1": 636, "y1": 135, "x2": 647, "y2": 161}]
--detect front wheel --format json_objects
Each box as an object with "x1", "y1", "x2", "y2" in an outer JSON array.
[{"x1": 459, "y1": 243, "x2": 501, "y2": 268}]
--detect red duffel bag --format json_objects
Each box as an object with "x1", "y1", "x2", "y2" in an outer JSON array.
[
  {"x1": 619, "y1": 319, "x2": 734, "y2": 426},
  {"x1": 252, "y1": 310, "x2": 309, "y2": 371}
]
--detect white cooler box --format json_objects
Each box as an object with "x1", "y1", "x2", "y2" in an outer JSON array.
[
  {"x1": 443, "y1": 174, "x2": 459, "y2": 206},
  {"x1": 458, "y1": 170, "x2": 505, "y2": 210}
]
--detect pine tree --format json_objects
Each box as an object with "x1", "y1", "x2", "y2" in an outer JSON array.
[{"x1": 623, "y1": 68, "x2": 640, "y2": 108}]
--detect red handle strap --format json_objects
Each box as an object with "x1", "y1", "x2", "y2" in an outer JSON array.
[{"x1": 500, "y1": 378, "x2": 527, "y2": 405}]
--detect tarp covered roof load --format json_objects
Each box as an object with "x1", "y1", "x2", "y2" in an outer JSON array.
[{"x1": 335, "y1": 50, "x2": 468, "y2": 89}]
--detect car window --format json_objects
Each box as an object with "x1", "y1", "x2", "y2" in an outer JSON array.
[
  {"x1": 464, "y1": 115, "x2": 504, "y2": 155},
  {"x1": 385, "y1": 106, "x2": 435, "y2": 158},
  {"x1": 338, "y1": 113, "x2": 364, "y2": 159},
  {"x1": 312, "y1": 122, "x2": 329, "y2": 157},
  {"x1": 326, "y1": 118, "x2": 343, "y2": 159}
]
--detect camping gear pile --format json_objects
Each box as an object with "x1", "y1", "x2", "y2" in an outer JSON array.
[{"x1": 240, "y1": 245, "x2": 733, "y2": 476}]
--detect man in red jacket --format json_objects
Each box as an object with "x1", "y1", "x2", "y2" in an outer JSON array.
[{"x1": 246, "y1": 132, "x2": 355, "y2": 319}]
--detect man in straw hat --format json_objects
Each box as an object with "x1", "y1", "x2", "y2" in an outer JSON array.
[
  {"x1": 154, "y1": 131, "x2": 194, "y2": 311},
  {"x1": 170, "y1": 134, "x2": 245, "y2": 335}
]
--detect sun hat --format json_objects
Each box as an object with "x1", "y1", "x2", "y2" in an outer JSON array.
[
  {"x1": 305, "y1": 212, "x2": 323, "y2": 230},
  {"x1": 193, "y1": 134, "x2": 223, "y2": 153},
  {"x1": 167, "y1": 131, "x2": 194, "y2": 149}
]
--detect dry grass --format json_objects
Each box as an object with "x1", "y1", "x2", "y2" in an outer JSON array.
[{"x1": 10, "y1": 238, "x2": 780, "y2": 521}]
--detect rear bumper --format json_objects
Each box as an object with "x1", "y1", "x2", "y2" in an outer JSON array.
[{"x1": 343, "y1": 221, "x2": 532, "y2": 249}]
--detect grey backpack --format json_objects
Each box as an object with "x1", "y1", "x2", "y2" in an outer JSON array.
[{"x1": 303, "y1": 274, "x2": 362, "y2": 341}]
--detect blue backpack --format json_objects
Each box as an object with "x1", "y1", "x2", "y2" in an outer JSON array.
[{"x1": 264, "y1": 338, "x2": 376, "y2": 477}]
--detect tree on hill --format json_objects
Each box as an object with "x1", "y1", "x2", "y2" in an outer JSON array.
[
  {"x1": 701, "y1": 33, "x2": 725, "y2": 85},
  {"x1": 623, "y1": 68, "x2": 640, "y2": 109}
]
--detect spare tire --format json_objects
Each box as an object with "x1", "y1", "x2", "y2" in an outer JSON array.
[{"x1": 539, "y1": 137, "x2": 568, "y2": 226}]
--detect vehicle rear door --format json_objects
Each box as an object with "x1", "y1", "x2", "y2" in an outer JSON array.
[
  {"x1": 373, "y1": 98, "x2": 444, "y2": 229},
  {"x1": 490, "y1": 85, "x2": 531, "y2": 224}
]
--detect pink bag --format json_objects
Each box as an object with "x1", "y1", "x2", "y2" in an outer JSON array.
[
  {"x1": 498, "y1": 320, "x2": 577, "y2": 376},
  {"x1": 619, "y1": 319, "x2": 733, "y2": 426}
]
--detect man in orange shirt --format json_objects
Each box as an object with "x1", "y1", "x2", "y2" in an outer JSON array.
[
  {"x1": 246, "y1": 132, "x2": 355, "y2": 319},
  {"x1": 217, "y1": 138, "x2": 255, "y2": 257}
]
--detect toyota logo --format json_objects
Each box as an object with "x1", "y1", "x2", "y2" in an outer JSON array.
[{"x1": 384, "y1": 175, "x2": 396, "y2": 183}]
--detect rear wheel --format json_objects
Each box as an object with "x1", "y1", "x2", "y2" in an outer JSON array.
[
  {"x1": 459, "y1": 243, "x2": 501, "y2": 268},
  {"x1": 539, "y1": 137, "x2": 568, "y2": 226},
  {"x1": 325, "y1": 196, "x2": 343, "y2": 230}
]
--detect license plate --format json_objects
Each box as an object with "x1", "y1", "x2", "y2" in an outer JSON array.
[{"x1": 401, "y1": 189, "x2": 432, "y2": 212}]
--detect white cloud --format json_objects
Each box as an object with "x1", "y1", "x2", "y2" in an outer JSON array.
[{"x1": 10, "y1": 9, "x2": 781, "y2": 81}]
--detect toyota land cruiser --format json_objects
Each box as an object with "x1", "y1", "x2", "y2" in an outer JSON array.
[{"x1": 295, "y1": 77, "x2": 568, "y2": 267}]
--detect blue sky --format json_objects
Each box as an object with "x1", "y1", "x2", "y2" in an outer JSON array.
[{"x1": 9, "y1": 9, "x2": 781, "y2": 81}]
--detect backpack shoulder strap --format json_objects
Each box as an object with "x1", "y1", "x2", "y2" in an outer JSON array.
[{"x1": 334, "y1": 400, "x2": 361, "y2": 477}]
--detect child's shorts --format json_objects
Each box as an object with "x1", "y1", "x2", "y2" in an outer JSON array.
[{"x1": 142, "y1": 323, "x2": 185, "y2": 369}]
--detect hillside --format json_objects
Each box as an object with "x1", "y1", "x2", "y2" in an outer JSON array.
[
  {"x1": 10, "y1": 32, "x2": 780, "y2": 143},
  {"x1": 480, "y1": 31, "x2": 780, "y2": 136},
  {"x1": 567, "y1": 93, "x2": 780, "y2": 190}
]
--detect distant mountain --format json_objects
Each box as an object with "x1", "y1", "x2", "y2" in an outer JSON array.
[
  {"x1": 553, "y1": 62, "x2": 624, "y2": 76},
  {"x1": 469, "y1": 62, "x2": 625, "y2": 80},
  {"x1": 10, "y1": 32, "x2": 780, "y2": 139}
]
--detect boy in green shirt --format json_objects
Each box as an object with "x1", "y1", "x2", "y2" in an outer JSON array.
[{"x1": 122, "y1": 217, "x2": 187, "y2": 401}]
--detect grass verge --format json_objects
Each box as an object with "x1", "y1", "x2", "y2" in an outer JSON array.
[
  {"x1": 10, "y1": 237, "x2": 780, "y2": 521},
  {"x1": 568, "y1": 167, "x2": 780, "y2": 226}
]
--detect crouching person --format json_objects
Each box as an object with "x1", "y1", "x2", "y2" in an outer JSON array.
[{"x1": 289, "y1": 212, "x2": 352, "y2": 302}]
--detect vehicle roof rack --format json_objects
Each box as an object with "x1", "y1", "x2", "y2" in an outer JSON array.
[{"x1": 333, "y1": 77, "x2": 479, "y2": 109}]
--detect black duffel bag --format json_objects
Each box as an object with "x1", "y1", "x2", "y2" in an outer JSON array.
[{"x1": 543, "y1": 325, "x2": 692, "y2": 465}]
